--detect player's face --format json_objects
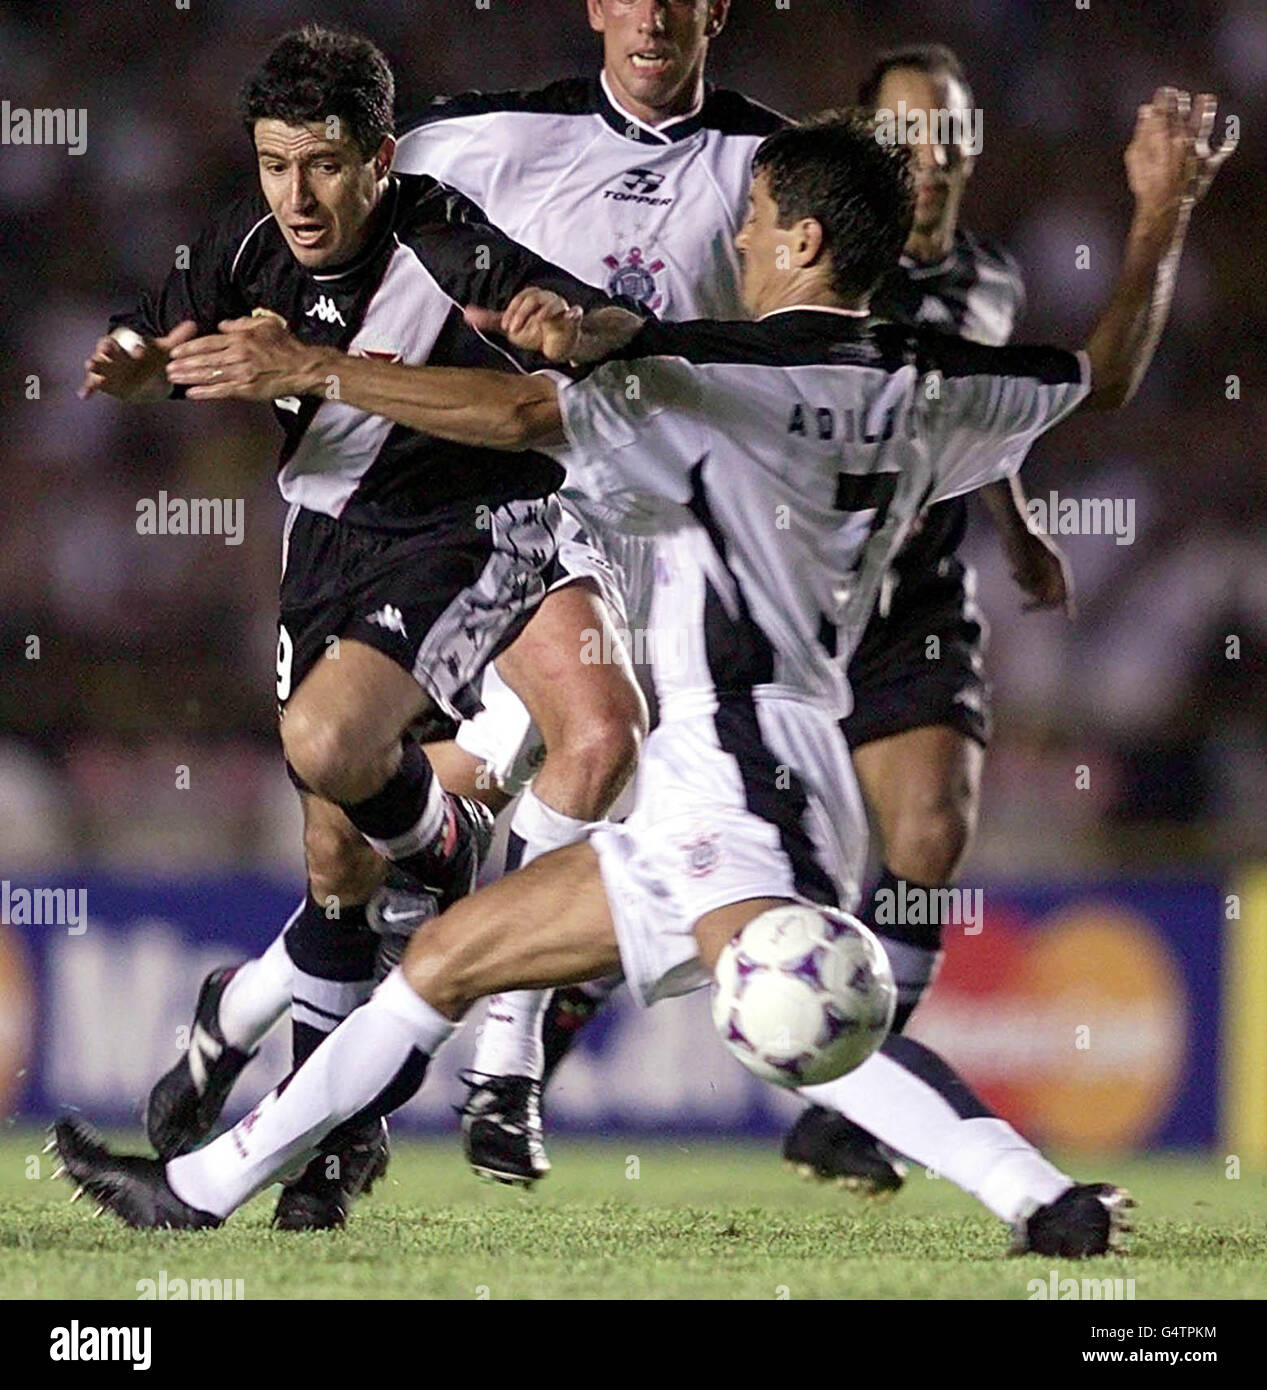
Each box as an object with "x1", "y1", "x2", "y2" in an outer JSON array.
[
  {"x1": 589, "y1": 0, "x2": 726, "y2": 118},
  {"x1": 253, "y1": 120, "x2": 393, "y2": 270},
  {"x1": 735, "y1": 172, "x2": 795, "y2": 318},
  {"x1": 874, "y1": 68, "x2": 975, "y2": 242}
]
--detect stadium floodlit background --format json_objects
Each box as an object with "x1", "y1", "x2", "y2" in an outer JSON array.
[{"x1": 0, "y1": 1, "x2": 1263, "y2": 1163}]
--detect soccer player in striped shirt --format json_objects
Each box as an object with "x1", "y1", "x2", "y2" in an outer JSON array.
[
  {"x1": 84, "y1": 24, "x2": 647, "y2": 1229},
  {"x1": 390, "y1": 0, "x2": 783, "y2": 1179}
]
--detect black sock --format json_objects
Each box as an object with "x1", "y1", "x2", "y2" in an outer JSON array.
[
  {"x1": 285, "y1": 896, "x2": 378, "y2": 1068},
  {"x1": 340, "y1": 737, "x2": 464, "y2": 890},
  {"x1": 860, "y1": 866, "x2": 945, "y2": 1034}
]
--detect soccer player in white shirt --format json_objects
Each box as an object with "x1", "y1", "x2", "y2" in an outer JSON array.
[
  {"x1": 391, "y1": 0, "x2": 785, "y2": 1179},
  {"x1": 57, "y1": 95, "x2": 1231, "y2": 1255}
]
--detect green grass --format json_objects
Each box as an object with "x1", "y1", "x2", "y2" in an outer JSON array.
[{"x1": 0, "y1": 1130, "x2": 1264, "y2": 1299}]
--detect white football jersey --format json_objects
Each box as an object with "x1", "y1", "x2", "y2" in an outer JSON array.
[
  {"x1": 394, "y1": 74, "x2": 785, "y2": 322},
  {"x1": 551, "y1": 309, "x2": 1090, "y2": 720},
  {"x1": 395, "y1": 74, "x2": 787, "y2": 629}
]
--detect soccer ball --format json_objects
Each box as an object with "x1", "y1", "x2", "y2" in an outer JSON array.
[{"x1": 711, "y1": 904, "x2": 896, "y2": 1088}]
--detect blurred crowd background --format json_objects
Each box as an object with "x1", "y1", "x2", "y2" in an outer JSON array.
[{"x1": 1, "y1": 0, "x2": 1263, "y2": 880}]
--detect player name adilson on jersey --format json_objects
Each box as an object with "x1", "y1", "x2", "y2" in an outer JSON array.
[{"x1": 1, "y1": 101, "x2": 86, "y2": 155}]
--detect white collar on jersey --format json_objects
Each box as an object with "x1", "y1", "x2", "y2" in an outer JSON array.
[
  {"x1": 598, "y1": 69, "x2": 706, "y2": 146},
  {"x1": 310, "y1": 176, "x2": 402, "y2": 283},
  {"x1": 759, "y1": 304, "x2": 870, "y2": 321}
]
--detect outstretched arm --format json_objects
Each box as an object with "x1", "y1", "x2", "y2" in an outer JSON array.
[
  {"x1": 464, "y1": 289, "x2": 645, "y2": 365},
  {"x1": 162, "y1": 282, "x2": 643, "y2": 447},
  {"x1": 308, "y1": 357, "x2": 563, "y2": 451},
  {"x1": 1084, "y1": 88, "x2": 1235, "y2": 411},
  {"x1": 978, "y1": 477, "x2": 1075, "y2": 617},
  {"x1": 164, "y1": 313, "x2": 562, "y2": 450}
]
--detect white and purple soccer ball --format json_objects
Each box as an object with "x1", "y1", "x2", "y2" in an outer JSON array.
[{"x1": 711, "y1": 904, "x2": 896, "y2": 1088}]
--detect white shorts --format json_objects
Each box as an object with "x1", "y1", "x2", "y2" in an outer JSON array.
[
  {"x1": 455, "y1": 500, "x2": 634, "y2": 793},
  {"x1": 565, "y1": 495, "x2": 658, "y2": 636},
  {"x1": 590, "y1": 695, "x2": 868, "y2": 1007}
]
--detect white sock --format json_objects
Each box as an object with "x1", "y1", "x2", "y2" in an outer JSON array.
[
  {"x1": 474, "y1": 990, "x2": 553, "y2": 1080},
  {"x1": 471, "y1": 789, "x2": 589, "y2": 1081},
  {"x1": 801, "y1": 1052, "x2": 1072, "y2": 1224},
  {"x1": 217, "y1": 920, "x2": 297, "y2": 1052},
  {"x1": 168, "y1": 970, "x2": 457, "y2": 1218},
  {"x1": 509, "y1": 787, "x2": 591, "y2": 868}
]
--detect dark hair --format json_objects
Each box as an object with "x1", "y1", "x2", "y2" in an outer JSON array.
[
  {"x1": 857, "y1": 43, "x2": 975, "y2": 112},
  {"x1": 239, "y1": 25, "x2": 395, "y2": 157},
  {"x1": 752, "y1": 116, "x2": 914, "y2": 301}
]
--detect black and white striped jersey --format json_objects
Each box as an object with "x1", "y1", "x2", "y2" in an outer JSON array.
[
  {"x1": 394, "y1": 75, "x2": 786, "y2": 323},
  {"x1": 872, "y1": 227, "x2": 1027, "y2": 572},
  {"x1": 876, "y1": 228, "x2": 1025, "y2": 350},
  {"x1": 549, "y1": 309, "x2": 1088, "y2": 719},
  {"x1": 110, "y1": 172, "x2": 620, "y2": 529}
]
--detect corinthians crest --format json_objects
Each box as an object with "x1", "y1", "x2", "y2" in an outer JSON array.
[
  {"x1": 603, "y1": 246, "x2": 665, "y2": 311},
  {"x1": 681, "y1": 831, "x2": 721, "y2": 878}
]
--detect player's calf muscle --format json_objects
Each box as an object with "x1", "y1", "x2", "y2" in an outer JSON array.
[
  {"x1": 302, "y1": 799, "x2": 383, "y2": 905},
  {"x1": 855, "y1": 731, "x2": 982, "y2": 884},
  {"x1": 533, "y1": 703, "x2": 643, "y2": 818},
  {"x1": 423, "y1": 741, "x2": 513, "y2": 814}
]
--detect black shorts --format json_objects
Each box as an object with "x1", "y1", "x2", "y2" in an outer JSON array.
[
  {"x1": 276, "y1": 497, "x2": 564, "y2": 725},
  {"x1": 842, "y1": 555, "x2": 991, "y2": 750}
]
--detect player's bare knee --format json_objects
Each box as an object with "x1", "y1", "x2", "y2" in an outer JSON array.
[
  {"x1": 548, "y1": 703, "x2": 645, "y2": 815},
  {"x1": 583, "y1": 704, "x2": 644, "y2": 789},
  {"x1": 284, "y1": 709, "x2": 386, "y2": 805}
]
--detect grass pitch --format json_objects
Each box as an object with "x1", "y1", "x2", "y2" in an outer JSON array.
[{"x1": 1, "y1": 1130, "x2": 1264, "y2": 1300}]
